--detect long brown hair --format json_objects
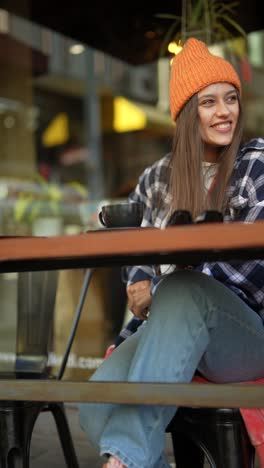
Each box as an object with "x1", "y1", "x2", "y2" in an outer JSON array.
[{"x1": 168, "y1": 91, "x2": 243, "y2": 219}]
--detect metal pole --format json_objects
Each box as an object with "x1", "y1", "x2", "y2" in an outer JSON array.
[
  {"x1": 83, "y1": 48, "x2": 104, "y2": 200},
  {"x1": 57, "y1": 269, "x2": 94, "y2": 380}
]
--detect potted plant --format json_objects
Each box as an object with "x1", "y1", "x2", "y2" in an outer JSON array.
[
  {"x1": 157, "y1": 0, "x2": 247, "y2": 53},
  {"x1": 13, "y1": 175, "x2": 88, "y2": 236}
]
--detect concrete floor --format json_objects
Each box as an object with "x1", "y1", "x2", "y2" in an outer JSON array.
[{"x1": 30, "y1": 404, "x2": 101, "y2": 468}]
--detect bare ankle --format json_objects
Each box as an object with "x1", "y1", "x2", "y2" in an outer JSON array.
[{"x1": 103, "y1": 454, "x2": 126, "y2": 467}]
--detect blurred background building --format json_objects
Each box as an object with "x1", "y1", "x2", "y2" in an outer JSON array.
[{"x1": 0, "y1": 0, "x2": 263, "y2": 379}]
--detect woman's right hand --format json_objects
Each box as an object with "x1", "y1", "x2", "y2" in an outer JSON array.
[{"x1": 127, "y1": 280, "x2": 151, "y2": 320}]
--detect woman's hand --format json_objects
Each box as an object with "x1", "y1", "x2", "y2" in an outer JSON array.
[{"x1": 127, "y1": 280, "x2": 151, "y2": 320}]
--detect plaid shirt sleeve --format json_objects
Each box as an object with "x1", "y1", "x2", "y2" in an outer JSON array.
[
  {"x1": 200, "y1": 141, "x2": 264, "y2": 312},
  {"x1": 122, "y1": 155, "x2": 170, "y2": 288}
]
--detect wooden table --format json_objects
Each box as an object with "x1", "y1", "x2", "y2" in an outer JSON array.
[
  {"x1": 1, "y1": 221, "x2": 264, "y2": 407},
  {"x1": 1, "y1": 221, "x2": 264, "y2": 271}
]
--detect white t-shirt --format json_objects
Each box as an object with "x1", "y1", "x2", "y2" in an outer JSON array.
[{"x1": 203, "y1": 161, "x2": 218, "y2": 191}]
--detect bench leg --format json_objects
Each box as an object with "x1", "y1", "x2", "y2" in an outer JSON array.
[
  {"x1": 49, "y1": 403, "x2": 79, "y2": 468},
  {"x1": 170, "y1": 431, "x2": 204, "y2": 468}
]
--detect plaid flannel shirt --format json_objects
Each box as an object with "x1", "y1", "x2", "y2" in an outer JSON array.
[{"x1": 115, "y1": 138, "x2": 264, "y2": 347}]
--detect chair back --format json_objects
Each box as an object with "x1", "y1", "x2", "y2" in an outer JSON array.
[{"x1": 15, "y1": 270, "x2": 58, "y2": 375}]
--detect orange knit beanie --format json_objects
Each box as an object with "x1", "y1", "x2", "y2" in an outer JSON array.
[{"x1": 169, "y1": 38, "x2": 241, "y2": 121}]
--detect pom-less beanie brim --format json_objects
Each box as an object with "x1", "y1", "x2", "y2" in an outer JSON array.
[{"x1": 169, "y1": 38, "x2": 241, "y2": 121}]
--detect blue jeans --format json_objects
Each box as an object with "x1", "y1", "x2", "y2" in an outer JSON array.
[{"x1": 79, "y1": 271, "x2": 264, "y2": 468}]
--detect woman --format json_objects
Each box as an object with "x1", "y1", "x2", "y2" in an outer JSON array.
[{"x1": 79, "y1": 38, "x2": 264, "y2": 468}]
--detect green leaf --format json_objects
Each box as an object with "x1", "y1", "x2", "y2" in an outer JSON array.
[
  {"x1": 14, "y1": 195, "x2": 33, "y2": 222},
  {"x1": 47, "y1": 185, "x2": 63, "y2": 202},
  {"x1": 155, "y1": 13, "x2": 180, "y2": 20},
  {"x1": 214, "y1": 23, "x2": 232, "y2": 41},
  {"x1": 189, "y1": 0, "x2": 205, "y2": 28},
  {"x1": 159, "y1": 20, "x2": 181, "y2": 57},
  {"x1": 65, "y1": 181, "x2": 88, "y2": 198},
  {"x1": 28, "y1": 201, "x2": 42, "y2": 222}
]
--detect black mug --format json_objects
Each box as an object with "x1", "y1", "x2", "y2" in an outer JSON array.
[
  {"x1": 194, "y1": 210, "x2": 223, "y2": 224},
  {"x1": 98, "y1": 202, "x2": 144, "y2": 228},
  {"x1": 167, "y1": 210, "x2": 193, "y2": 226}
]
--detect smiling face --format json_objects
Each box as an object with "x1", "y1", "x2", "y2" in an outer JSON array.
[{"x1": 197, "y1": 82, "x2": 240, "y2": 162}]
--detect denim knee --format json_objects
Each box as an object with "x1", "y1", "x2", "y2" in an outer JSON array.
[{"x1": 150, "y1": 270, "x2": 218, "y2": 328}]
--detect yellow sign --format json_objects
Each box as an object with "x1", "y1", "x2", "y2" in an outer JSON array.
[
  {"x1": 42, "y1": 113, "x2": 69, "y2": 147},
  {"x1": 113, "y1": 97, "x2": 146, "y2": 132}
]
